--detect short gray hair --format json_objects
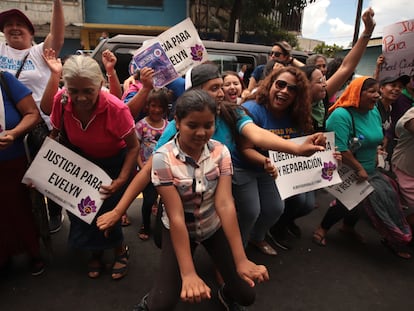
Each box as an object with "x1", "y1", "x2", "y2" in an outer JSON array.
[
  {"x1": 62, "y1": 55, "x2": 103, "y2": 88},
  {"x1": 306, "y1": 54, "x2": 327, "y2": 66}
]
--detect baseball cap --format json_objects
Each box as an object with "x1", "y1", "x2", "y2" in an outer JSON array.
[
  {"x1": 273, "y1": 41, "x2": 292, "y2": 55},
  {"x1": 0, "y1": 9, "x2": 35, "y2": 35},
  {"x1": 184, "y1": 63, "x2": 221, "y2": 90},
  {"x1": 380, "y1": 74, "x2": 410, "y2": 86}
]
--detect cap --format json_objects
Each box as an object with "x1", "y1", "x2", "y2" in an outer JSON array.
[
  {"x1": 0, "y1": 9, "x2": 35, "y2": 35},
  {"x1": 184, "y1": 63, "x2": 221, "y2": 90},
  {"x1": 273, "y1": 41, "x2": 292, "y2": 55},
  {"x1": 380, "y1": 74, "x2": 410, "y2": 86}
]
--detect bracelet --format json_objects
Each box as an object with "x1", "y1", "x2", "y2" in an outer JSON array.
[
  {"x1": 106, "y1": 71, "x2": 116, "y2": 78},
  {"x1": 361, "y1": 33, "x2": 372, "y2": 39}
]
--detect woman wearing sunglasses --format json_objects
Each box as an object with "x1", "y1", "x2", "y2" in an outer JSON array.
[{"x1": 232, "y1": 66, "x2": 314, "y2": 255}]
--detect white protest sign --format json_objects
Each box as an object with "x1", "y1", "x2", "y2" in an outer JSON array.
[
  {"x1": 22, "y1": 137, "x2": 112, "y2": 224},
  {"x1": 269, "y1": 132, "x2": 342, "y2": 200},
  {"x1": 325, "y1": 165, "x2": 374, "y2": 210},
  {"x1": 133, "y1": 41, "x2": 179, "y2": 88},
  {"x1": 139, "y1": 18, "x2": 209, "y2": 76},
  {"x1": 380, "y1": 19, "x2": 414, "y2": 79}
]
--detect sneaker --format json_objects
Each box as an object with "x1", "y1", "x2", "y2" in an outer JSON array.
[
  {"x1": 287, "y1": 221, "x2": 302, "y2": 238},
  {"x1": 132, "y1": 293, "x2": 149, "y2": 311},
  {"x1": 267, "y1": 226, "x2": 292, "y2": 250},
  {"x1": 218, "y1": 285, "x2": 246, "y2": 311},
  {"x1": 31, "y1": 258, "x2": 45, "y2": 276},
  {"x1": 49, "y1": 214, "x2": 64, "y2": 234}
]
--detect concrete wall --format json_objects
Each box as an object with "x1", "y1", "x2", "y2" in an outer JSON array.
[{"x1": 84, "y1": 0, "x2": 187, "y2": 26}]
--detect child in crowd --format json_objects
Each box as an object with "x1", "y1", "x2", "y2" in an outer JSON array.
[
  {"x1": 133, "y1": 89, "x2": 269, "y2": 311},
  {"x1": 135, "y1": 88, "x2": 170, "y2": 240}
]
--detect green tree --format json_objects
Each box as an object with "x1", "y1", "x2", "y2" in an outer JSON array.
[
  {"x1": 192, "y1": 0, "x2": 316, "y2": 46},
  {"x1": 312, "y1": 42, "x2": 344, "y2": 58}
]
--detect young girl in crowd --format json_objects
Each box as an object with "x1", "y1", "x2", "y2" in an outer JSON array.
[
  {"x1": 135, "y1": 88, "x2": 169, "y2": 240},
  {"x1": 222, "y1": 71, "x2": 245, "y2": 104},
  {"x1": 133, "y1": 89, "x2": 269, "y2": 310}
]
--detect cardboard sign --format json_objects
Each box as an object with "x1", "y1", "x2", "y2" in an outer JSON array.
[
  {"x1": 269, "y1": 132, "x2": 342, "y2": 200},
  {"x1": 325, "y1": 165, "x2": 374, "y2": 210},
  {"x1": 133, "y1": 41, "x2": 179, "y2": 88},
  {"x1": 138, "y1": 18, "x2": 209, "y2": 77},
  {"x1": 380, "y1": 19, "x2": 414, "y2": 79},
  {"x1": 22, "y1": 137, "x2": 112, "y2": 224}
]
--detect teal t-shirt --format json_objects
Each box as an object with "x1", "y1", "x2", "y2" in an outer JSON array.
[
  {"x1": 326, "y1": 107, "x2": 383, "y2": 174},
  {"x1": 154, "y1": 107, "x2": 252, "y2": 155}
]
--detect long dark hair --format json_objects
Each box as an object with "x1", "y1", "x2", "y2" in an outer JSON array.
[{"x1": 254, "y1": 66, "x2": 313, "y2": 134}]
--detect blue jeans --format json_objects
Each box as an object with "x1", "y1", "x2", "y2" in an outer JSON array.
[{"x1": 232, "y1": 167, "x2": 284, "y2": 245}]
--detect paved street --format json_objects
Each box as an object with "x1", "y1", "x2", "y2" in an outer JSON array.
[{"x1": 2, "y1": 190, "x2": 414, "y2": 311}]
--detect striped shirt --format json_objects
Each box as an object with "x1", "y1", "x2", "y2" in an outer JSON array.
[{"x1": 152, "y1": 136, "x2": 233, "y2": 242}]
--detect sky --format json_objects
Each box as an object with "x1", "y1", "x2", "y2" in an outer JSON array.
[{"x1": 302, "y1": 0, "x2": 414, "y2": 48}]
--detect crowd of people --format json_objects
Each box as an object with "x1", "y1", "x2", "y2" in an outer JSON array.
[{"x1": 1, "y1": 4, "x2": 414, "y2": 311}]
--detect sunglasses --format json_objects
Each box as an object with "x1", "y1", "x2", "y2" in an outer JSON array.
[
  {"x1": 269, "y1": 51, "x2": 283, "y2": 57},
  {"x1": 274, "y1": 80, "x2": 298, "y2": 93}
]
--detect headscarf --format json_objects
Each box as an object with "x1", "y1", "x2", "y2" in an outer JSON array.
[{"x1": 328, "y1": 76, "x2": 370, "y2": 114}]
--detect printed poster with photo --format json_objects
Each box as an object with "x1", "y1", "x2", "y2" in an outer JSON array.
[
  {"x1": 133, "y1": 41, "x2": 179, "y2": 88},
  {"x1": 136, "y1": 17, "x2": 209, "y2": 77},
  {"x1": 22, "y1": 137, "x2": 112, "y2": 224},
  {"x1": 325, "y1": 165, "x2": 374, "y2": 210},
  {"x1": 380, "y1": 19, "x2": 414, "y2": 79},
  {"x1": 269, "y1": 132, "x2": 342, "y2": 200}
]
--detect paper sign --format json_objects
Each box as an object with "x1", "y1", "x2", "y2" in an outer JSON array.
[
  {"x1": 380, "y1": 19, "x2": 414, "y2": 79},
  {"x1": 22, "y1": 137, "x2": 112, "y2": 224},
  {"x1": 269, "y1": 132, "x2": 342, "y2": 200},
  {"x1": 325, "y1": 165, "x2": 374, "y2": 210},
  {"x1": 139, "y1": 18, "x2": 209, "y2": 77},
  {"x1": 133, "y1": 41, "x2": 179, "y2": 88}
]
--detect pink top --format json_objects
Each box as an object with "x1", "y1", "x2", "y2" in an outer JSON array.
[{"x1": 51, "y1": 89, "x2": 135, "y2": 158}]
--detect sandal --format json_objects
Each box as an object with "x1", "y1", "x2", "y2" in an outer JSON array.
[
  {"x1": 121, "y1": 214, "x2": 131, "y2": 227},
  {"x1": 112, "y1": 245, "x2": 129, "y2": 280},
  {"x1": 312, "y1": 231, "x2": 326, "y2": 247},
  {"x1": 138, "y1": 225, "x2": 150, "y2": 241},
  {"x1": 249, "y1": 240, "x2": 277, "y2": 256},
  {"x1": 88, "y1": 253, "x2": 104, "y2": 279},
  {"x1": 381, "y1": 239, "x2": 412, "y2": 259}
]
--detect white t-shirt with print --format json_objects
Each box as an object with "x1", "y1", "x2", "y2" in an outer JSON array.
[{"x1": 0, "y1": 42, "x2": 51, "y2": 129}]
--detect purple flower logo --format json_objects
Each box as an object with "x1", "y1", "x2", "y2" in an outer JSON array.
[
  {"x1": 321, "y1": 161, "x2": 337, "y2": 181},
  {"x1": 78, "y1": 196, "x2": 97, "y2": 216},
  {"x1": 190, "y1": 44, "x2": 204, "y2": 61}
]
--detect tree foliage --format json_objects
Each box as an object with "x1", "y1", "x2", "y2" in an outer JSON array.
[
  {"x1": 193, "y1": 0, "x2": 316, "y2": 47},
  {"x1": 312, "y1": 42, "x2": 344, "y2": 58}
]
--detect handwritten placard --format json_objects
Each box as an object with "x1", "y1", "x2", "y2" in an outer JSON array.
[
  {"x1": 380, "y1": 19, "x2": 414, "y2": 79},
  {"x1": 269, "y1": 132, "x2": 342, "y2": 200},
  {"x1": 22, "y1": 137, "x2": 112, "y2": 224}
]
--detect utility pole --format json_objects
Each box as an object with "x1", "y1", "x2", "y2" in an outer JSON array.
[{"x1": 352, "y1": 0, "x2": 364, "y2": 46}]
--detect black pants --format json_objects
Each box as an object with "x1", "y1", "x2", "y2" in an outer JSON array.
[
  {"x1": 320, "y1": 200, "x2": 361, "y2": 231},
  {"x1": 146, "y1": 227, "x2": 255, "y2": 310}
]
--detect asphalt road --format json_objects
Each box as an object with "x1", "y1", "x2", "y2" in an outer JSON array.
[{"x1": 2, "y1": 190, "x2": 414, "y2": 311}]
